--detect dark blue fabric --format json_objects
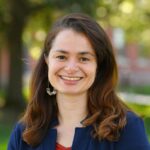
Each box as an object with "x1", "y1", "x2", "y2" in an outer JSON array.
[{"x1": 7, "y1": 111, "x2": 150, "y2": 150}]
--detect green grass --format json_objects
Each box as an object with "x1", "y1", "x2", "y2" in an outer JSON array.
[
  {"x1": 0, "y1": 123, "x2": 13, "y2": 150},
  {"x1": 0, "y1": 108, "x2": 20, "y2": 150},
  {"x1": 119, "y1": 85, "x2": 150, "y2": 95}
]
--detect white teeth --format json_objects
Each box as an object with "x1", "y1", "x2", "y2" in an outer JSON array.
[{"x1": 61, "y1": 76, "x2": 81, "y2": 81}]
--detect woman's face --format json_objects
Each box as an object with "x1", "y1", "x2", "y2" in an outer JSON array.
[{"x1": 46, "y1": 29, "x2": 97, "y2": 96}]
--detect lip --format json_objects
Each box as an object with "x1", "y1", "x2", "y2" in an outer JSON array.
[{"x1": 59, "y1": 75, "x2": 83, "y2": 85}]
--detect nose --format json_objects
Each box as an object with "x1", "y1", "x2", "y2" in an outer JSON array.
[{"x1": 64, "y1": 59, "x2": 78, "y2": 74}]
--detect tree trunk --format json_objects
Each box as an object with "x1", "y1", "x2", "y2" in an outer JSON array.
[
  {"x1": 5, "y1": 20, "x2": 26, "y2": 109},
  {"x1": 4, "y1": 0, "x2": 29, "y2": 109}
]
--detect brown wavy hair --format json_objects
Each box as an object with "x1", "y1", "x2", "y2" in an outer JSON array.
[{"x1": 21, "y1": 13, "x2": 128, "y2": 146}]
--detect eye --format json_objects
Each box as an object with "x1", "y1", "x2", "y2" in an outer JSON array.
[
  {"x1": 56, "y1": 55, "x2": 66, "y2": 60},
  {"x1": 80, "y1": 57, "x2": 90, "y2": 62}
]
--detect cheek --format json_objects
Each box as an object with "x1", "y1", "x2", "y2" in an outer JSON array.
[
  {"x1": 86, "y1": 66, "x2": 97, "y2": 81},
  {"x1": 47, "y1": 62, "x2": 55, "y2": 78},
  {"x1": 47, "y1": 65, "x2": 58, "y2": 87},
  {"x1": 47, "y1": 62, "x2": 62, "y2": 79},
  {"x1": 91, "y1": 70, "x2": 97, "y2": 83},
  {"x1": 48, "y1": 60, "x2": 60, "y2": 71},
  {"x1": 90, "y1": 64, "x2": 97, "y2": 76}
]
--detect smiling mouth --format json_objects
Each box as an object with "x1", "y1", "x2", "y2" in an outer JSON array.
[{"x1": 60, "y1": 76, "x2": 83, "y2": 81}]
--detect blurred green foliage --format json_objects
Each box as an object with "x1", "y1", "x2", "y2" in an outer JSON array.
[
  {"x1": 0, "y1": 124, "x2": 12, "y2": 150},
  {"x1": 127, "y1": 102, "x2": 150, "y2": 117},
  {"x1": 120, "y1": 85, "x2": 150, "y2": 95},
  {"x1": 96, "y1": 0, "x2": 150, "y2": 57}
]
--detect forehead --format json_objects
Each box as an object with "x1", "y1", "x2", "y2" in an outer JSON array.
[{"x1": 50, "y1": 29, "x2": 95, "y2": 55}]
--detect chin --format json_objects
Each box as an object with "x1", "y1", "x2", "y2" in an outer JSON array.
[
  {"x1": 61, "y1": 91, "x2": 78, "y2": 95},
  {"x1": 59, "y1": 89, "x2": 87, "y2": 96}
]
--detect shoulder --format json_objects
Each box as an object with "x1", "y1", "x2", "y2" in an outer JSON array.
[
  {"x1": 125, "y1": 111, "x2": 145, "y2": 133},
  {"x1": 116, "y1": 111, "x2": 150, "y2": 149},
  {"x1": 14, "y1": 121, "x2": 25, "y2": 131},
  {"x1": 7, "y1": 122, "x2": 25, "y2": 150},
  {"x1": 126, "y1": 111, "x2": 140, "y2": 121},
  {"x1": 11, "y1": 122, "x2": 25, "y2": 138},
  {"x1": 125, "y1": 111, "x2": 142, "y2": 126}
]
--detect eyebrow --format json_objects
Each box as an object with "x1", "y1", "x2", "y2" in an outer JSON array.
[
  {"x1": 54, "y1": 50, "x2": 68, "y2": 54},
  {"x1": 79, "y1": 51, "x2": 95, "y2": 57},
  {"x1": 54, "y1": 50, "x2": 96, "y2": 57}
]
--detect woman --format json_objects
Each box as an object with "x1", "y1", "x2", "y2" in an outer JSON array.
[{"x1": 8, "y1": 13, "x2": 150, "y2": 150}]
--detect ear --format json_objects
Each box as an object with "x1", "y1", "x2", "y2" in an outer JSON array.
[{"x1": 44, "y1": 53, "x2": 48, "y2": 65}]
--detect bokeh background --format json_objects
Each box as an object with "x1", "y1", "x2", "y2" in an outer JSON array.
[{"x1": 0, "y1": 0, "x2": 150, "y2": 149}]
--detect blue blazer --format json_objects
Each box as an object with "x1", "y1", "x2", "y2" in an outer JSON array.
[{"x1": 8, "y1": 112, "x2": 150, "y2": 150}]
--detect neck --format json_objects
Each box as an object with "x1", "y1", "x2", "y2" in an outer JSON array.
[{"x1": 56, "y1": 93, "x2": 88, "y2": 127}]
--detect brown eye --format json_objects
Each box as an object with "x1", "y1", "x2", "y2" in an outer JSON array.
[
  {"x1": 80, "y1": 57, "x2": 90, "y2": 62},
  {"x1": 56, "y1": 55, "x2": 66, "y2": 60}
]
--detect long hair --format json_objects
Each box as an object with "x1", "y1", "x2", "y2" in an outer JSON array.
[{"x1": 21, "y1": 13, "x2": 128, "y2": 146}]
